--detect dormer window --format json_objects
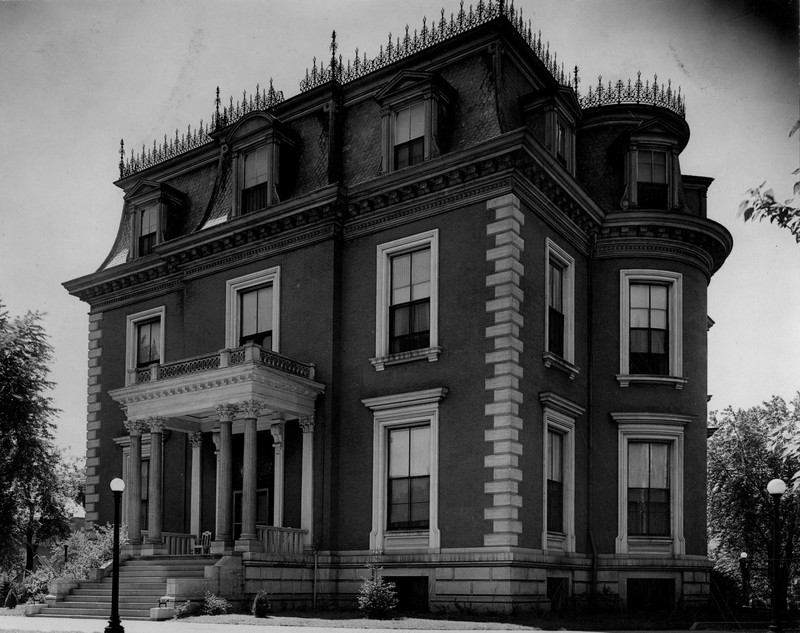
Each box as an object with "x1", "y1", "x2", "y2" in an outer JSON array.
[
  {"x1": 376, "y1": 71, "x2": 455, "y2": 173},
  {"x1": 637, "y1": 150, "x2": 668, "y2": 210},
  {"x1": 124, "y1": 181, "x2": 184, "y2": 260},
  {"x1": 242, "y1": 146, "x2": 269, "y2": 215},
  {"x1": 394, "y1": 102, "x2": 425, "y2": 170},
  {"x1": 226, "y1": 113, "x2": 297, "y2": 218},
  {"x1": 556, "y1": 122, "x2": 567, "y2": 167}
]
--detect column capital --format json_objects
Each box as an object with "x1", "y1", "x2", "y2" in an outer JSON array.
[
  {"x1": 212, "y1": 430, "x2": 221, "y2": 452},
  {"x1": 216, "y1": 404, "x2": 237, "y2": 422},
  {"x1": 124, "y1": 419, "x2": 148, "y2": 436},
  {"x1": 299, "y1": 415, "x2": 316, "y2": 433},
  {"x1": 238, "y1": 400, "x2": 264, "y2": 420},
  {"x1": 189, "y1": 431, "x2": 203, "y2": 448},
  {"x1": 147, "y1": 416, "x2": 167, "y2": 433}
]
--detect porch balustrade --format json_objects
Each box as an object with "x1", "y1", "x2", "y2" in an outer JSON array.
[
  {"x1": 133, "y1": 342, "x2": 315, "y2": 385},
  {"x1": 140, "y1": 531, "x2": 193, "y2": 555},
  {"x1": 257, "y1": 525, "x2": 307, "y2": 556}
]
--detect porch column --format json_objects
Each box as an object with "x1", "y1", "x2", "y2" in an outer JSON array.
[
  {"x1": 270, "y1": 419, "x2": 286, "y2": 528},
  {"x1": 212, "y1": 404, "x2": 236, "y2": 553},
  {"x1": 142, "y1": 416, "x2": 167, "y2": 556},
  {"x1": 299, "y1": 415, "x2": 315, "y2": 547},
  {"x1": 189, "y1": 432, "x2": 203, "y2": 540},
  {"x1": 123, "y1": 419, "x2": 146, "y2": 549},
  {"x1": 236, "y1": 401, "x2": 264, "y2": 552}
]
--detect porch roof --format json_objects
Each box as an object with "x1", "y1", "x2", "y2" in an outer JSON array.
[{"x1": 109, "y1": 344, "x2": 324, "y2": 430}]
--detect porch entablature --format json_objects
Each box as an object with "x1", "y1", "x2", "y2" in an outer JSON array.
[{"x1": 109, "y1": 342, "x2": 324, "y2": 425}]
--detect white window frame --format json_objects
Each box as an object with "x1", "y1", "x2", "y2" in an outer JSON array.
[
  {"x1": 542, "y1": 408, "x2": 575, "y2": 553},
  {"x1": 543, "y1": 239, "x2": 578, "y2": 378},
  {"x1": 618, "y1": 269, "x2": 685, "y2": 389},
  {"x1": 225, "y1": 267, "x2": 281, "y2": 351},
  {"x1": 371, "y1": 230, "x2": 439, "y2": 371},
  {"x1": 362, "y1": 388, "x2": 446, "y2": 552},
  {"x1": 613, "y1": 413, "x2": 690, "y2": 556},
  {"x1": 125, "y1": 306, "x2": 165, "y2": 386}
]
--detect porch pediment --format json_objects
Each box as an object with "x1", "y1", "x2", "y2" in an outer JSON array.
[{"x1": 109, "y1": 344, "x2": 324, "y2": 427}]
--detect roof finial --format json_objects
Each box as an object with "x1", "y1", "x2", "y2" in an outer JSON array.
[
  {"x1": 330, "y1": 30, "x2": 338, "y2": 77},
  {"x1": 215, "y1": 86, "x2": 221, "y2": 129},
  {"x1": 119, "y1": 139, "x2": 125, "y2": 179}
]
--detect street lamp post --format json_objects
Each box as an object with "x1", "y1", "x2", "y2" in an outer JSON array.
[
  {"x1": 767, "y1": 478, "x2": 786, "y2": 633},
  {"x1": 105, "y1": 478, "x2": 125, "y2": 633}
]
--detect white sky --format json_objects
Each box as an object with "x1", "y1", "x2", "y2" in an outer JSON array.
[{"x1": 0, "y1": 0, "x2": 797, "y2": 458}]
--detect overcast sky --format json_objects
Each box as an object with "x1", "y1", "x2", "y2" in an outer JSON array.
[{"x1": 0, "y1": 0, "x2": 797, "y2": 458}]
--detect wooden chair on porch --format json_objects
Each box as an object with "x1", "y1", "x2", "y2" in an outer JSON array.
[{"x1": 192, "y1": 531, "x2": 211, "y2": 555}]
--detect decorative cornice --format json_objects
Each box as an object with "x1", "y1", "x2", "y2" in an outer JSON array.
[{"x1": 538, "y1": 391, "x2": 586, "y2": 418}]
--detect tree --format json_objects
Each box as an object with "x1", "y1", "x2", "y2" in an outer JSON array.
[
  {"x1": 0, "y1": 303, "x2": 74, "y2": 571},
  {"x1": 738, "y1": 122, "x2": 800, "y2": 243},
  {"x1": 707, "y1": 394, "x2": 800, "y2": 608}
]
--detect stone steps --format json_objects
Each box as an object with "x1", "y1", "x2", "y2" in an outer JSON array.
[{"x1": 34, "y1": 555, "x2": 219, "y2": 620}]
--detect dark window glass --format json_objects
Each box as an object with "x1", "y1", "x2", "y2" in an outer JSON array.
[
  {"x1": 136, "y1": 319, "x2": 160, "y2": 368},
  {"x1": 242, "y1": 146, "x2": 269, "y2": 213},
  {"x1": 139, "y1": 206, "x2": 158, "y2": 256},
  {"x1": 140, "y1": 459, "x2": 149, "y2": 531},
  {"x1": 394, "y1": 103, "x2": 425, "y2": 169},
  {"x1": 548, "y1": 260, "x2": 565, "y2": 357},
  {"x1": 547, "y1": 430, "x2": 564, "y2": 533},
  {"x1": 627, "y1": 442, "x2": 670, "y2": 536},
  {"x1": 556, "y1": 122, "x2": 567, "y2": 166},
  {"x1": 637, "y1": 150, "x2": 668, "y2": 209},
  {"x1": 629, "y1": 283, "x2": 669, "y2": 375},
  {"x1": 388, "y1": 426, "x2": 430, "y2": 530},
  {"x1": 389, "y1": 248, "x2": 431, "y2": 354},
  {"x1": 239, "y1": 285, "x2": 273, "y2": 348}
]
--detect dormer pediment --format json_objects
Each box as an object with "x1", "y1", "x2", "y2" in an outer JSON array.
[
  {"x1": 375, "y1": 70, "x2": 455, "y2": 108},
  {"x1": 610, "y1": 117, "x2": 689, "y2": 154},
  {"x1": 123, "y1": 180, "x2": 184, "y2": 205},
  {"x1": 224, "y1": 111, "x2": 296, "y2": 148}
]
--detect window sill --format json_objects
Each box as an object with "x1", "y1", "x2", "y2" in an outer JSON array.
[
  {"x1": 383, "y1": 529, "x2": 430, "y2": 551},
  {"x1": 543, "y1": 352, "x2": 580, "y2": 380},
  {"x1": 626, "y1": 536, "x2": 674, "y2": 555},
  {"x1": 616, "y1": 374, "x2": 688, "y2": 390},
  {"x1": 546, "y1": 531, "x2": 566, "y2": 551},
  {"x1": 371, "y1": 346, "x2": 441, "y2": 371}
]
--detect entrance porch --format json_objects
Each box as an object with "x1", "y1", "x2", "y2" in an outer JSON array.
[{"x1": 109, "y1": 342, "x2": 324, "y2": 558}]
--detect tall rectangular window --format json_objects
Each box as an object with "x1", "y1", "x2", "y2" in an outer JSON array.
[
  {"x1": 388, "y1": 425, "x2": 430, "y2": 530},
  {"x1": 242, "y1": 146, "x2": 269, "y2": 214},
  {"x1": 546, "y1": 430, "x2": 564, "y2": 533},
  {"x1": 548, "y1": 259, "x2": 565, "y2": 358},
  {"x1": 556, "y1": 122, "x2": 567, "y2": 166},
  {"x1": 136, "y1": 319, "x2": 161, "y2": 368},
  {"x1": 139, "y1": 206, "x2": 158, "y2": 256},
  {"x1": 140, "y1": 459, "x2": 150, "y2": 532},
  {"x1": 627, "y1": 442, "x2": 670, "y2": 536},
  {"x1": 394, "y1": 102, "x2": 425, "y2": 170},
  {"x1": 629, "y1": 283, "x2": 669, "y2": 375},
  {"x1": 389, "y1": 248, "x2": 431, "y2": 354},
  {"x1": 239, "y1": 285, "x2": 273, "y2": 348},
  {"x1": 637, "y1": 150, "x2": 668, "y2": 209}
]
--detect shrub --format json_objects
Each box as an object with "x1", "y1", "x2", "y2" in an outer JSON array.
[
  {"x1": 174, "y1": 600, "x2": 203, "y2": 619},
  {"x1": 357, "y1": 574, "x2": 398, "y2": 619},
  {"x1": 251, "y1": 589, "x2": 271, "y2": 618},
  {"x1": 203, "y1": 591, "x2": 231, "y2": 615}
]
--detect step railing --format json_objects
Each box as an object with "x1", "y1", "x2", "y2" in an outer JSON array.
[
  {"x1": 140, "y1": 531, "x2": 194, "y2": 555},
  {"x1": 257, "y1": 525, "x2": 307, "y2": 556}
]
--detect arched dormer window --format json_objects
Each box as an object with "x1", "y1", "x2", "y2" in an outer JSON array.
[
  {"x1": 375, "y1": 71, "x2": 455, "y2": 173},
  {"x1": 225, "y1": 112, "x2": 297, "y2": 217}
]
